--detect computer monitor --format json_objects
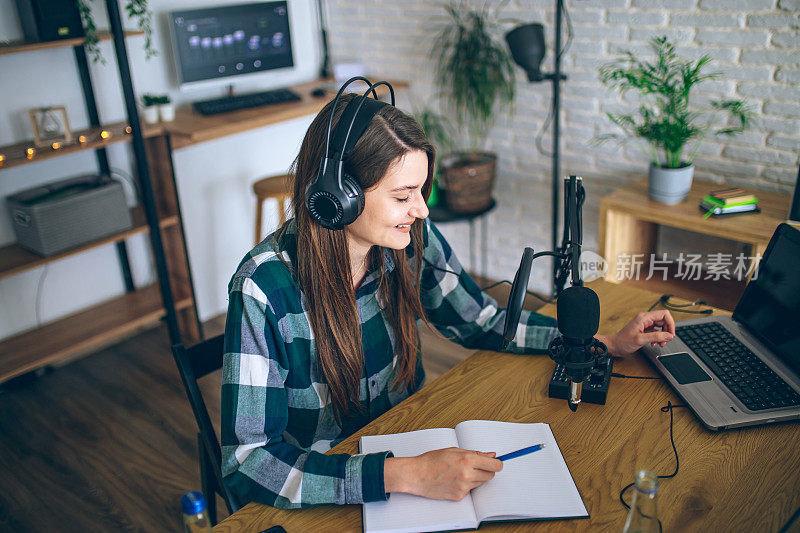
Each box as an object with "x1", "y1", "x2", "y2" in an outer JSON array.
[{"x1": 169, "y1": 1, "x2": 315, "y2": 91}]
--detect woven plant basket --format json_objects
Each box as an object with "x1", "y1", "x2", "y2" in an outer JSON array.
[{"x1": 440, "y1": 152, "x2": 497, "y2": 214}]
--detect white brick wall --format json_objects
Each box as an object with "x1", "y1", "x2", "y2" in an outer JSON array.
[{"x1": 325, "y1": 0, "x2": 800, "y2": 294}]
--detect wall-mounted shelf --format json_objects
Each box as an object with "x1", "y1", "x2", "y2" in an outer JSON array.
[
  {"x1": 0, "y1": 207, "x2": 179, "y2": 280},
  {"x1": 0, "y1": 30, "x2": 144, "y2": 56},
  {"x1": 0, "y1": 121, "x2": 162, "y2": 171},
  {"x1": 0, "y1": 283, "x2": 194, "y2": 383},
  {"x1": 0, "y1": 2, "x2": 201, "y2": 384}
]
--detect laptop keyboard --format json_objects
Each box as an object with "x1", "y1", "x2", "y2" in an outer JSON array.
[{"x1": 676, "y1": 322, "x2": 800, "y2": 411}]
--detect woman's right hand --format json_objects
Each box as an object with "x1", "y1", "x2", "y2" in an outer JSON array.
[{"x1": 384, "y1": 447, "x2": 503, "y2": 501}]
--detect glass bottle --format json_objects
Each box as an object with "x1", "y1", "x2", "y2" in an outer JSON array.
[
  {"x1": 181, "y1": 491, "x2": 213, "y2": 533},
  {"x1": 622, "y1": 469, "x2": 660, "y2": 533}
]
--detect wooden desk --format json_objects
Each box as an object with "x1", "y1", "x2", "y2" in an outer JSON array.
[
  {"x1": 215, "y1": 280, "x2": 800, "y2": 532},
  {"x1": 599, "y1": 179, "x2": 791, "y2": 311},
  {"x1": 161, "y1": 79, "x2": 408, "y2": 149}
]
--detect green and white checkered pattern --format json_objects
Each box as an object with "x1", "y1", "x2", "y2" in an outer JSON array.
[{"x1": 222, "y1": 218, "x2": 558, "y2": 509}]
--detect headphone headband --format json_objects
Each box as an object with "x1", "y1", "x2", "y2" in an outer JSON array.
[
  {"x1": 306, "y1": 77, "x2": 396, "y2": 230},
  {"x1": 330, "y1": 97, "x2": 387, "y2": 160}
]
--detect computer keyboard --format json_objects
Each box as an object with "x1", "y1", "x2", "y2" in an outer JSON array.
[
  {"x1": 192, "y1": 88, "x2": 302, "y2": 115},
  {"x1": 677, "y1": 322, "x2": 800, "y2": 411}
]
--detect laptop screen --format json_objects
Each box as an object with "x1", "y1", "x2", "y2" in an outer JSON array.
[{"x1": 733, "y1": 224, "x2": 800, "y2": 377}]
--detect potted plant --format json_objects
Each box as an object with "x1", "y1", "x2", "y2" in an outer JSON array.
[
  {"x1": 415, "y1": 107, "x2": 456, "y2": 207},
  {"x1": 156, "y1": 94, "x2": 175, "y2": 122},
  {"x1": 141, "y1": 93, "x2": 160, "y2": 124},
  {"x1": 431, "y1": 1, "x2": 516, "y2": 213},
  {"x1": 76, "y1": 0, "x2": 157, "y2": 64},
  {"x1": 597, "y1": 36, "x2": 753, "y2": 205}
]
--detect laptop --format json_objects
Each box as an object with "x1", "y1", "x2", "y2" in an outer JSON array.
[{"x1": 641, "y1": 223, "x2": 800, "y2": 431}]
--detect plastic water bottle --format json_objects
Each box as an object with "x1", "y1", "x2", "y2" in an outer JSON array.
[
  {"x1": 181, "y1": 491, "x2": 212, "y2": 533},
  {"x1": 621, "y1": 469, "x2": 660, "y2": 533}
]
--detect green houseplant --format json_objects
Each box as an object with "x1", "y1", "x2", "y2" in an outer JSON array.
[
  {"x1": 140, "y1": 93, "x2": 160, "y2": 124},
  {"x1": 598, "y1": 36, "x2": 753, "y2": 204},
  {"x1": 76, "y1": 0, "x2": 157, "y2": 64},
  {"x1": 431, "y1": 1, "x2": 516, "y2": 213},
  {"x1": 415, "y1": 107, "x2": 456, "y2": 207}
]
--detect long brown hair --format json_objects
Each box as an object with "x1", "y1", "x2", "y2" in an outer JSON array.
[{"x1": 276, "y1": 93, "x2": 441, "y2": 421}]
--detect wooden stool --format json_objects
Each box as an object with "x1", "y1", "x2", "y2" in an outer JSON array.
[{"x1": 253, "y1": 174, "x2": 291, "y2": 245}]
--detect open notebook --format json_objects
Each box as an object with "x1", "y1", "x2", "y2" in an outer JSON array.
[{"x1": 359, "y1": 421, "x2": 588, "y2": 533}]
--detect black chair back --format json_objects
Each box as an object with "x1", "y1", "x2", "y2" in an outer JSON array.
[{"x1": 172, "y1": 334, "x2": 241, "y2": 522}]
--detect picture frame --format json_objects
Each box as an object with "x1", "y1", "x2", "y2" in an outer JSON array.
[{"x1": 28, "y1": 106, "x2": 73, "y2": 148}]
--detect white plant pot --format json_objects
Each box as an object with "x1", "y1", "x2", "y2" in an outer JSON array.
[
  {"x1": 159, "y1": 103, "x2": 175, "y2": 122},
  {"x1": 648, "y1": 163, "x2": 694, "y2": 205},
  {"x1": 142, "y1": 105, "x2": 160, "y2": 124}
]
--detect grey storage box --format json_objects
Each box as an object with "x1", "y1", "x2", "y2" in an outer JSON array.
[{"x1": 7, "y1": 174, "x2": 133, "y2": 256}]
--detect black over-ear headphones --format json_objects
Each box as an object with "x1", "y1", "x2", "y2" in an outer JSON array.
[{"x1": 305, "y1": 76, "x2": 396, "y2": 230}]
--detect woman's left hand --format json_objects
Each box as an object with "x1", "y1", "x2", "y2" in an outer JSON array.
[{"x1": 597, "y1": 310, "x2": 676, "y2": 357}]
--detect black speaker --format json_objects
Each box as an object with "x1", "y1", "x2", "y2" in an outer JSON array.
[
  {"x1": 790, "y1": 164, "x2": 800, "y2": 223},
  {"x1": 15, "y1": 0, "x2": 84, "y2": 42}
]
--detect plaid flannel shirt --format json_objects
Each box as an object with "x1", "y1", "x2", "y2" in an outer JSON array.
[{"x1": 221, "y1": 217, "x2": 558, "y2": 509}]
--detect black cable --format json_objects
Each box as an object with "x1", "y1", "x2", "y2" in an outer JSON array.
[
  {"x1": 34, "y1": 263, "x2": 50, "y2": 327},
  {"x1": 648, "y1": 294, "x2": 714, "y2": 315},
  {"x1": 618, "y1": 401, "x2": 687, "y2": 532},
  {"x1": 535, "y1": 105, "x2": 555, "y2": 158},
  {"x1": 422, "y1": 258, "x2": 555, "y2": 304},
  {"x1": 480, "y1": 280, "x2": 507, "y2": 292},
  {"x1": 535, "y1": 0, "x2": 573, "y2": 159},
  {"x1": 559, "y1": 0, "x2": 573, "y2": 62},
  {"x1": 109, "y1": 166, "x2": 141, "y2": 203},
  {"x1": 612, "y1": 372, "x2": 661, "y2": 380},
  {"x1": 779, "y1": 504, "x2": 800, "y2": 533}
]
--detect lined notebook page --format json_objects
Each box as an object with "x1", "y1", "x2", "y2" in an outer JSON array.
[
  {"x1": 359, "y1": 428, "x2": 479, "y2": 533},
  {"x1": 454, "y1": 420, "x2": 588, "y2": 523}
]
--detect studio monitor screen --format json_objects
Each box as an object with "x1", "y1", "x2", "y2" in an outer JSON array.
[{"x1": 170, "y1": 1, "x2": 294, "y2": 86}]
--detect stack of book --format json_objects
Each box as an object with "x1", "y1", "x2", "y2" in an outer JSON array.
[{"x1": 701, "y1": 187, "x2": 760, "y2": 219}]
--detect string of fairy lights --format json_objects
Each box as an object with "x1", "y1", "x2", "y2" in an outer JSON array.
[{"x1": 0, "y1": 125, "x2": 133, "y2": 167}]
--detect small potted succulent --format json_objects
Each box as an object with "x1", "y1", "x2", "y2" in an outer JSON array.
[
  {"x1": 156, "y1": 94, "x2": 175, "y2": 122},
  {"x1": 597, "y1": 36, "x2": 753, "y2": 205},
  {"x1": 141, "y1": 93, "x2": 160, "y2": 124}
]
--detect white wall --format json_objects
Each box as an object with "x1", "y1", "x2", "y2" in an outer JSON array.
[
  {"x1": 3, "y1": 0, "x2": 799, "y2": 342},
  {"x1": 0, "y1": 0, "x2": 321, "y2": 341},
  {"x1": 327, "y1": 0, "x2": 800, "y2": 294}
]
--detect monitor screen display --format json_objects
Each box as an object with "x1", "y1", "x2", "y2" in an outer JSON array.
[
  {"x1": 170, "y1": 1, "x2": 294, "y2": 85},
  {"x1": 734, "y1": 224, "x2": 800, "y2": 377}
]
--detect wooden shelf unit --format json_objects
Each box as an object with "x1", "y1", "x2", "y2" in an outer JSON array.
[
  {"x1": 0, "y1": 283, "x2": 194, "y2": 383},
  {"x1": 0, "y1": 121, "x2": 162, "y2": 171},
  {"x1": 0, "y1": 207, "x2": 179, "y2": 280},
  {"x1": 599, "y1": 179, "x2": 791, "y2": 311},
  {"x1": 0, "y1": 30, "x2": 144, "y2": 56},
  {"x1": 0, "y1": 9, "x2": 200, "y2": 384}
]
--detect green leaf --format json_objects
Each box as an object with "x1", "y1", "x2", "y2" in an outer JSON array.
[
  {"x1": 595, "y1": 35, "x2": 751, "y2": 165},
  {"x1": 430, "y1": 1, "x2": 516, "y2": 151}
]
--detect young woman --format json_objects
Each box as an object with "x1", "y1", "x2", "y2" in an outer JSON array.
[{"x1": 222, "y1": 93, "x2": 676, "y2": 509}]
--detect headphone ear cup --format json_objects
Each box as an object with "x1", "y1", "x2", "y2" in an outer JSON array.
[
  {"x1": 338, "y1": 172, "x2": 365, "y2": 226},
  {"x1": 306, "y1": 165, "x2": 345, "y2": 229}
]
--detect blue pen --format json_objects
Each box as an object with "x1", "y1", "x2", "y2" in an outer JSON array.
[{"x1": 496, "y1": 443, "x2": 545, "y2": 462}]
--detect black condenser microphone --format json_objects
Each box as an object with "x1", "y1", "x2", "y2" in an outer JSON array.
[{"x1": 547, "y1": 285, "x2": 607, "y2": 411}]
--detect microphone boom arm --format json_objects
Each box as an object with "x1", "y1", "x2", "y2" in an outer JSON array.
[{"x1": 502, "y1": 176, "x2": 609, "y2": 412}]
